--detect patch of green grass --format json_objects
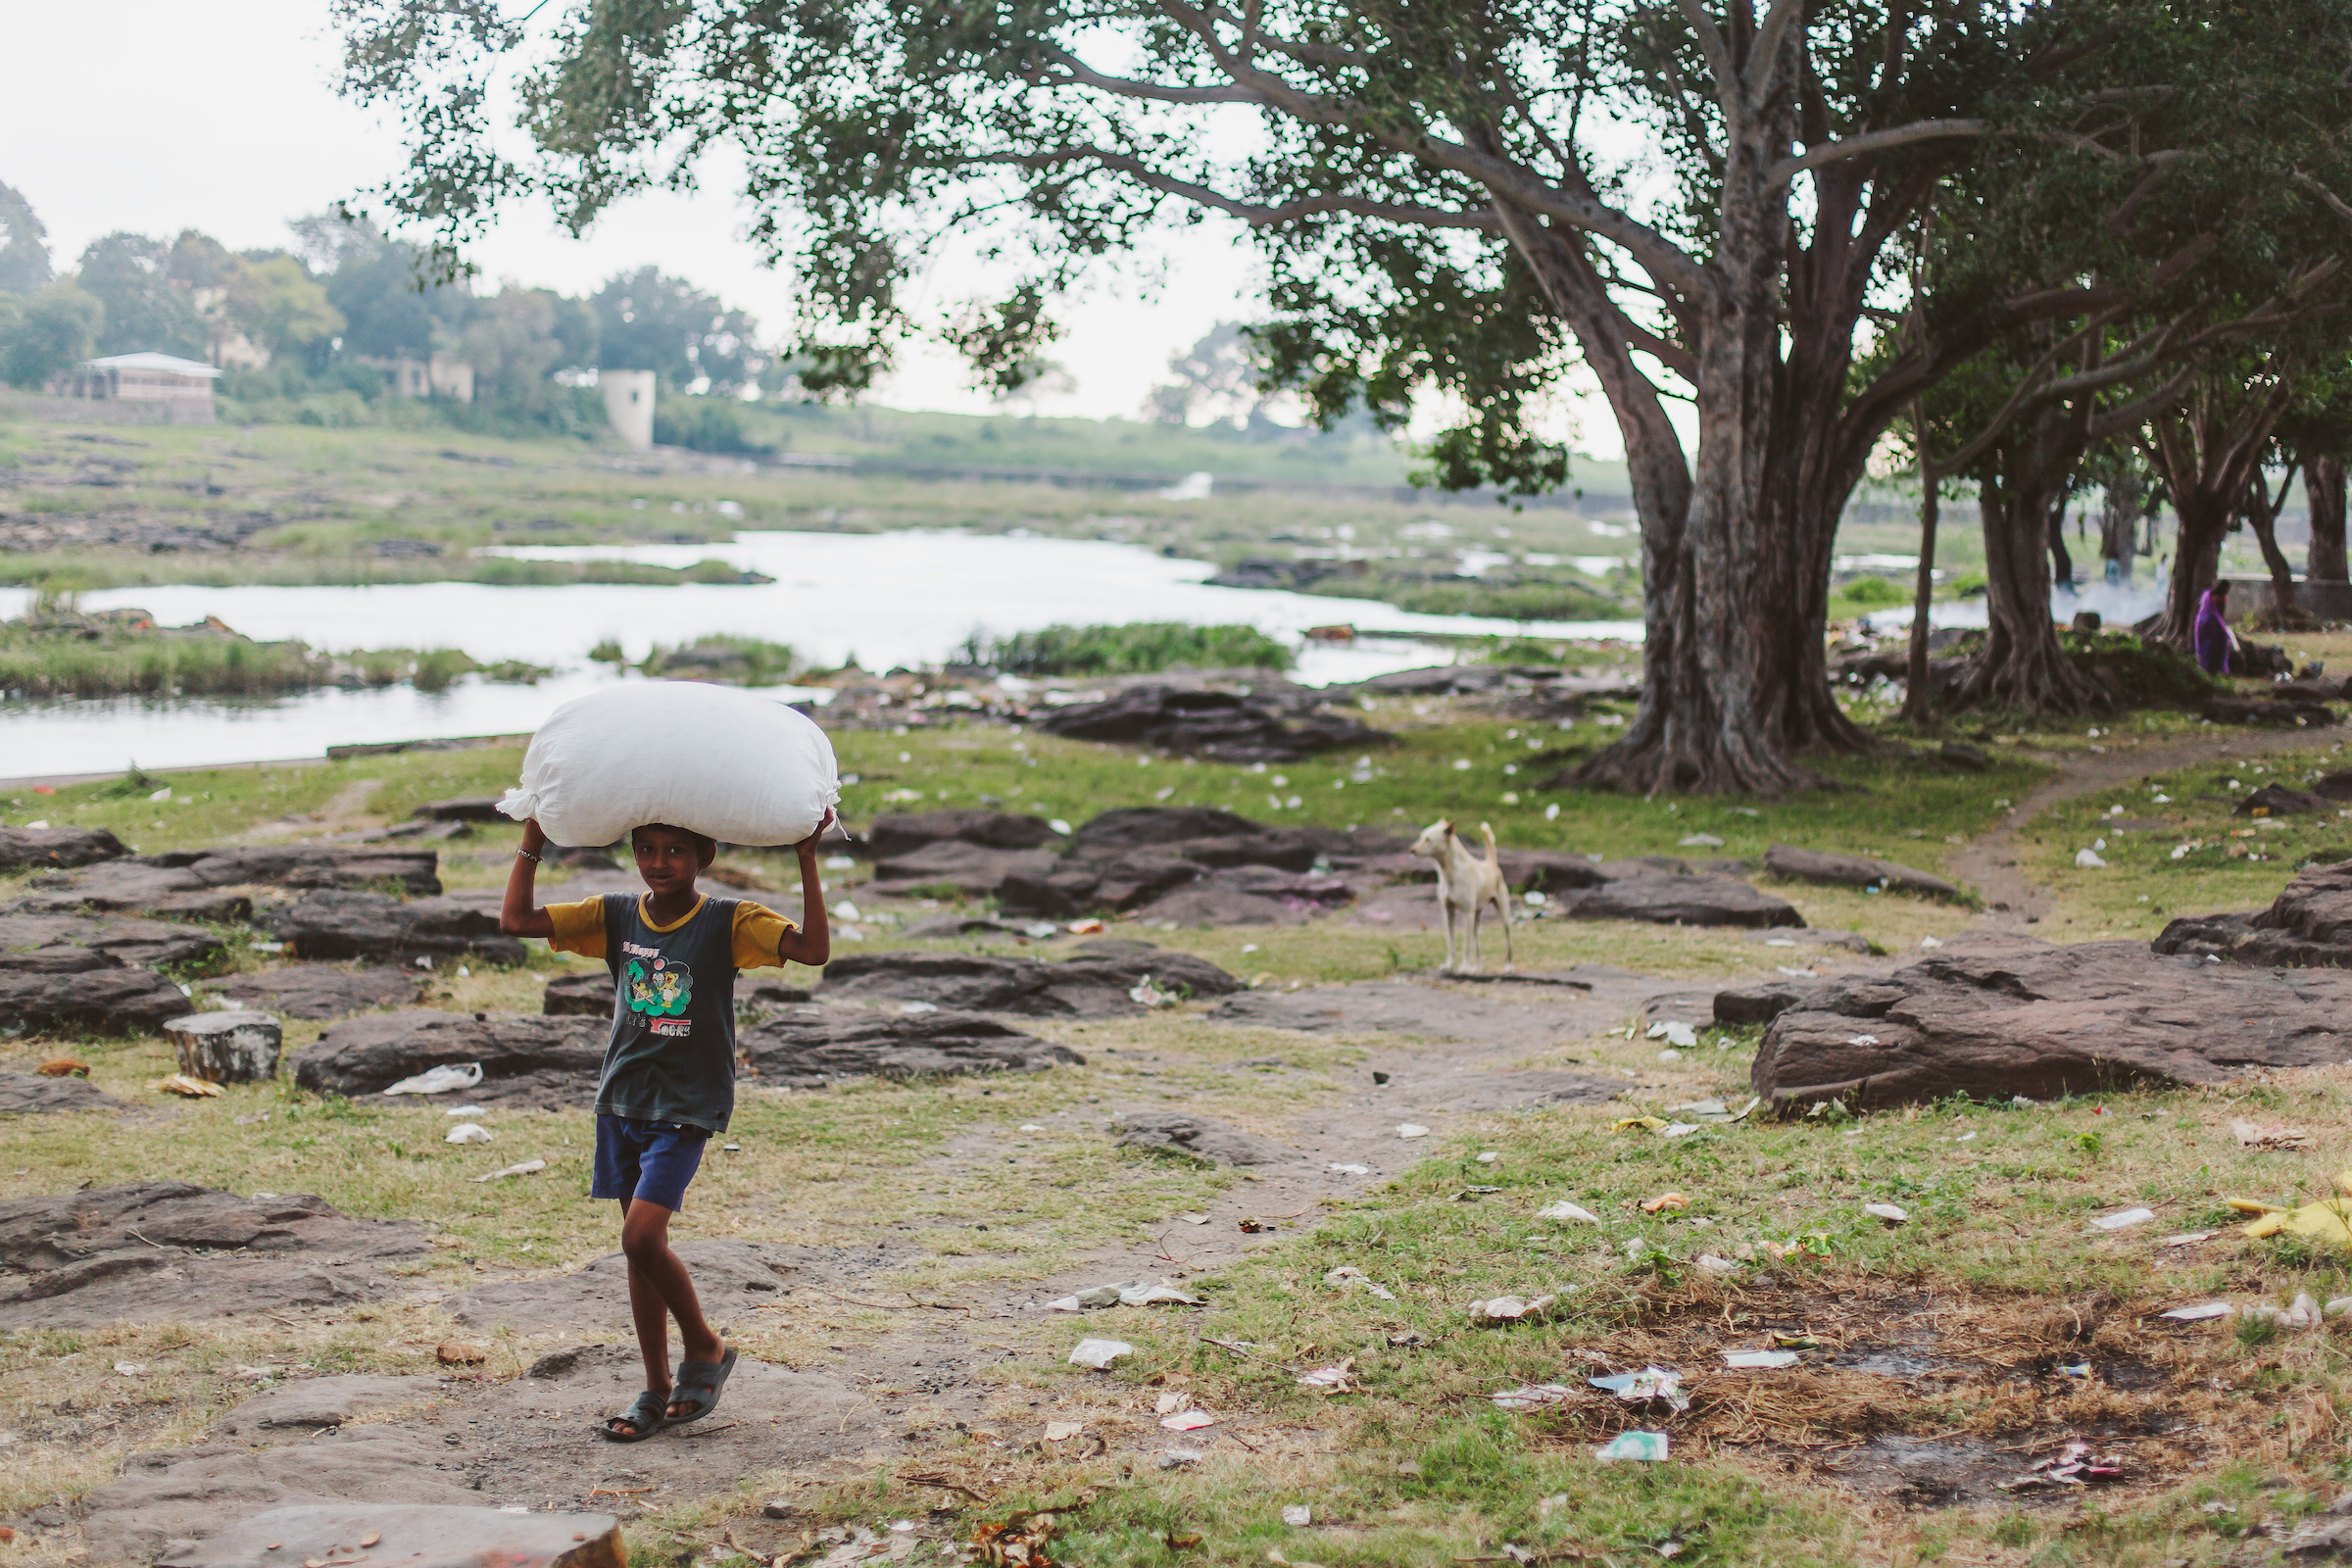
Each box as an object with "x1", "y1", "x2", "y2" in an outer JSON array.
[
  {"x1": 642, "y1": 634, "x2": 800, "y2": 685},
  {"x1": 970, "y1": 621, "x2": 1294, "y2": 675},
  {"x1": 0, "y1": 613, "x2": 327, "y2": 698}
]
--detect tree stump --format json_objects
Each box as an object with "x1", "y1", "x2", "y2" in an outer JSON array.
[{"x1": 164, "y1": 1011, "x2": 281, "y2": 1084}]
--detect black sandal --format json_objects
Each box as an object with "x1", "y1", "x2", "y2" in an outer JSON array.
[
  {"x1": 666, "y1": 1348, "x2": 738, "y2": 1424},
  {"x1": 598, "y1": 1389, "x2": 671, "y2": 1443}
]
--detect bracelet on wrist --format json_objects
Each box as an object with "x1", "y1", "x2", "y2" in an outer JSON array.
[{"x1": 515, "y1": 849, "x2": 541, "y2": 862}]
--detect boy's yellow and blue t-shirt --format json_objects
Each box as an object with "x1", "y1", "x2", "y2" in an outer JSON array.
[{"x1": 544, "y1": 893, "x2": 798, "y2": 1134}]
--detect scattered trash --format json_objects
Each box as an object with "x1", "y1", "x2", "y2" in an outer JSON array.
[
  {"x1": 1863, "y1": 1201, "x2": 1909, "y2": 1225},
  {"x1": 1640, "y1": 1193, "x2": 1688, "y2": 1213},
  {"x1": 1158, "y1": 1448, "x2": 1203, "y2": 1469},
  {"x1": 1678, "y1": 834, "x2": 1725, "y2": 848},
  {"x1": 721, "y1": 1142, "x2": 740, "y2": 1152},
  {"x1": 1160, "y1": 1408, "x2": 1217, "y2": 1431},
  {"x1": 1593, "y1": 1431, "x2": 1670, "y2": 1462},
  {"x1": 437, "y1": 1341, "x2": 489, "y2": 1366},
  {"x1": 1615, "y1": 1116, "x2": 1669, "y2": 1135},
  {"x1": 2248, "y1": 1292, "x2": 2324, "y2": 1328},
  {"x1": 445, "y1": 1123, "x2": 493, "y2": 1145},
  {"x1": 1066, "y1": 918, "x2": 1105, "y2": 935},
  {"x1": 2240, "y1": 1197, "x2": 2352, "y2": 1245},
  {"x1": 114, "y1": 1361, "x2": 145, "y2": 1376},
  {"x1": 2231, "y1": 1117, "x2": 2310, "y2": 1150},
  {"x1": 1174, "y1": 1213, "x2": 1210, "y2": 1225},
  {"x1": 2328, "y1": 1297, "x2": 2352, "y2": 1318},
  {"x1": 1490, "y1": 1383, "x2": 1574, "y2": 1410},
  {"x1": 2088, "y1": 1206, "x2": 2155, "y2": 1232},
  {"x1": 473, "y1": 1158, "x2": 546, "y2": 1182},
  {"x1": 2158, "y1": 1301, "x2": 2234, "y2": 1321},
  {"x1": 1469, "y1": 1293, "x2": 1567, "y2": 1324},
  {"x1": 1047, "y1": 1279, "x2": 1200, "y2": 1310},
  {"x1": 1477, "y1": 1151, "x2": 1499, "y2": 1163},
  {"x1": 1155, "y1": 1391, "x2": 1192, "y2": 1414},
  {"x1": 1296, "y1": 1360, "x2": 1356, "y2": 1393},
  {"x1": 899, "y1": 1001, "x2": 939, "y2": 1015},
  {"x1": 1723, "y1": 1349, "x2": 1799, "y2": 1369},
  {"x1": 1042, "y1": 1420, "x2": 1085, "y2": 1442},
  {"x1": 1452, "y1": 1185, "x2": 1503, "y2": 1200},
  {"x1": 442, "y1": 1104, "x2": 484, "y2": 1116},
  {"x1": 1537, "y1": 1200, "x2": 1602, "y2": 1224},
  {"x1": 1128, "y1": 975, "x2": 1179, "y2": 1009},
  {"x1": 2075, "y1": 849, "x2": 2107, "y2": 868},
  {"x1": 1396, "y1": 1124, "x2": 1430, "y2": 1139},
  {"x1": 1328, "y1": 1162, "x2": 1371, "y2": 1175},
  {"x1": 1666, "y1": 1099, "x2": 1734, "y2": 1121},
  {"x1": 36, "y1": 1058, "x2": 88, "y2": 1078},
  {"x1": 1659, "y1": 1122, "x2": 1703, "y2": 1138},
  {"x1": 1695, "y1": 1254, "x2": 1740, "y2": 1275},
  {"x1": 1645, "y1": 1021, "x2": 1699, "y2": 1049},
  {"x1": 1281, "y1": 1505, "x2": 1312, "y2": 1527},
  {"x1": 2160, "y1": 1231, "x2": 2216, "y2": 1247},
  {"x1": 155, "y1": 1073, "x2": 222, "y2": 1099},
  {"x1": 1918, "y1": 935, "x2": 1943, "y2": 949},
  {"x1": 2057, "y1": 1361, "x2": 2090, "y2": 1378},
  {"x1": 1590, "y1": 1366, "x2": 1690, "y2": 1412},
  {"x1": 1386, "y1": 1331, "x2": 1429, "y2": 1349},
  {"x1": 1845, "y1": 1034, "x2": 1880, "y2": 1047},
  {"x1": 383, "y1": 1062, "x2": 484, "y2": 1097},
  {"x1": 1323, "y1": 1267, "x2": 1396, "y2": 1300},
  {"x1": 1067, "y1": 1339, "x2": 1134, "y2": 1370},
  {"x1": 1998, "y1": 1439, "x2": 2122, "y2": 1490}
]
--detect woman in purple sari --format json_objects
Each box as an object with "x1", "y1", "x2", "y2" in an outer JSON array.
[{"x1": 2192, "y1": 579, "x2": 2233, "y2": 674}]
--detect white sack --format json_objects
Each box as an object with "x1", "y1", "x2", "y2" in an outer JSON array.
[{"x1": 499, "y1": 681, "x2": 840, "y2": 848}]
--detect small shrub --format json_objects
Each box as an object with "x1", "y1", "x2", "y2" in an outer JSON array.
[{"x1": 973, "y1": 621, "x2": 1294, "y2": 675}]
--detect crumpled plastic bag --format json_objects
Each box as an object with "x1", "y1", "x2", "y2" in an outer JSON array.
[{"x1": 383, "y1": 1062, "x2": 484, "y2": 1097}]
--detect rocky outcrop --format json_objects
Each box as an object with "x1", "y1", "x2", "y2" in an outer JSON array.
[
  {"x1": 0, "y1": 910, "x2": 224, "y2": 968},
  {"x1": 139, "y1": 845, "x2": 442, "y2": 896},
  {"x1": 450, "y1": 1239, "x2": 802, "y2": 1331},
  {"x1": 1564, "y1": 873, "x2": 1803, "y2": 928},
  {"x1": 989, "y1": 809, "x2": 1407, "y2": 919},
  {"x1": 0, "y1": 1182, "x2": 425, "y2": 1328},
  {"x1": 207, "y1": 964, "x2": 425, "y2": 1020},
  {"x1": 1763, "y1": 845, "x2": 1963, "y2": 901},
  {"x1": 1750, "y1": 935, "x2": 2352, "y2": 1109},
  {"x1": 2153, "y1": 859, "x2": 2352, "y2": 966},
  {"x1": 2235, "y1": 783, "x2": 2328, "y2": 817},
  {"x1": 2204, "y1": 695, "x2": 2334, "y2": 727},
  {"x1": 15, "y1": 861, "x2": 253, "y2": 921},
  {"x1": 0, "y1": 965, "x2": 194, "y2": 1035},
  {"x1": 868, "y1": 842, "x2": 1058, "y2": 897},
  {"x1": 1131, "y1": 866, "x2": 1359, "y2": 926},
  {"x1": 1112, "y1": 1110, "x2": 1291, "y2": 1166},
  {"x1": 0, "y1": 1071, "x2": 124, "y2": 1113},
  {"x1": 268, "y1": 890, "x2": 525, "y2": 966},
  {"x1": 412, "y1": 798, "x2": 507, "y2": 821},
  {"x1": 290, "y1": 1010, "x2": 605, "y2": 1107},
  {"x1": 818, "y1": 941, "x2": 1241, "y2": 1016},
  {"x1": 0, "y1": 825, "x2": 127, "y2": 872},
  {"x1": 859, "y1": 808, "x2": 1055, "y2": 860},
  {"x1": 1038, "y1": 685, "x2": 1388, "y2": 762},
  {"x1": 543, "y1": 970, "x2": 613, "y2": 1016},
  {"x1": 737, "y1": 1005, "x2": 1081, "y2": 1089}
]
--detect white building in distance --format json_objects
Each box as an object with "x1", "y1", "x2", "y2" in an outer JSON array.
[
  {"x1": 46, "y1": 352, "x2": 221, "y2": 422},
  {"x1": 601, "y1": 369, "x2": 655, "y2": 450}
]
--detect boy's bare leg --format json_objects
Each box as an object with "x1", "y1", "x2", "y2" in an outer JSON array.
[{"x1": 618, "y1": 1198, "x2": 726, "y2": 1421}]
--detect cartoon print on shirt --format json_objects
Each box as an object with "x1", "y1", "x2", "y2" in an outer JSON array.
[{"x1": 622, "y1": 955, "x2": 694, "y2": 1018}]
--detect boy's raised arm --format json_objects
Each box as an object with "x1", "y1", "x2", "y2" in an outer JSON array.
[
  {"x1": 774, "y1": 812, "x2": 833, "y2": 967},
  {"x1": 500, "y1": 818, "x2": 558, "y2": 939}
]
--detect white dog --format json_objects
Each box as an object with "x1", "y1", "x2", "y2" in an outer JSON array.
[{"x1": 1409, "y1": 818, "x2": 1513, "y2": 974}]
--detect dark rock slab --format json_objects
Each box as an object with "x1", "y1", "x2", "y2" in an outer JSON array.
[
  {"x1": 859, "y1": 808, "x2": 1054, "y2": 860},
  {"x1": 1496, "y1": 849, "x2": 1609, "y2": 893},
  {"x1": 2205, "y1": 696, "x2": 2334, "y2": 727},
  {"x1": 0, "y1": 965, "x2": 193, "y2": 1035},
  {"x1": 1072, "y1": 851, "x2": 1203, "y2": 911},
  {"x1": 291, "y1": 1010, "x2": 605, "y2": 1107},
  {"x1": 867, "y1": 841, "x2": 1059, "y2": 896},
  {"x1": 738, "y1": 1005, "x2": 1081, "y2": 1089},
  {"x1": 1751, "y1": 935, "x2": 2352, "y2": 1109},
  {"x1": 0, "y1": 1182, "x2": 424, "y2": 1328},
  {"x1": 156, "y1": 1504, "x2": 623, "y2": 1568},
  {"x1": 2314, "y1": 770, "x2": 2352, "y2": 804},
  {"x1": 89, "y1": 1447, "x2": 482, "y2": 1567},
  {"x1": 213, "y1": 1374, "x2": 443, "y2": 1438},
  {"x1": 2153, "y1": 859, "x2": 2352, "y2": 966},
  {"x1": 1763, "y1": 844, "x2": 1962, "y2": 901},
  {"x1": 412, "y1": 797, "x2": 507, "y2": 821},
  {"x1": 1374, "y1": 1067, "x2": 1622, "y2": 1112},
  {"x1": 139, "y1": 845, "x2": 442, "y2": 896},
  {"x1": 1565, "y1": 874, "x2": 1804, "y2": 928},
  {"x1": 0, "y1": 1070, "x2": 124, "y2": 1113},
  {"x1": 818, "y1": 943, "x2": 1241, "y2": 1017},
  {"x1": 2237, "y1": 783, "x2": 2328, "y2": 817},
  {"x1": 450, "y1": 1239, "x2": 803, "y2": 1331},
  {"x1": 206, "y1": 964, "x2": 425, "y2": 1021},
  {"x1": 543, "y1": 970, "x2": 613, "y2": 1016},
  {"x1": 1070, "y1": 807, "x2": 1262, "y2": 855},
  {"x1": 268, "y1": 889, "x2": 526, "y2": 965},
  {"x1": 1112, "y1": 1110, "x2": 1292, "y2": 1166},
  {"x1": 17, "y1": 860, "x2": 253, "y2": 921},
  {"x1": 899, "y1": 913, "x2": 1064, "y2": 941},
  {"x1": 1713, "y1": 978, "x2": 1830, "y2": 1026},
  {"x1": 0, "y1": 943, "x2": 118, "y2": 974},
  {"x1": 0, "y1": 910, "x2": 223, "y2": 968},
  {"x1": 1214, "y1": 980, "x2": 1582, "y2": 1051},
  {"x1": 1040, "y1": 685, "x2": 1388, "y2": 762},
  {"x1": 1133, "y1": 866, "x2": 1357, "y2": 927},
  {"x1": 0, "y1": 824, "x2": 127, "y2": 871}
]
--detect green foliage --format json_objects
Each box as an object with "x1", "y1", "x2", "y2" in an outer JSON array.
[
  {"x1": 587, "y1": 639, "x2": 626, "y2": 663},
  {"x1": 2060, "y1": 629, "x2": 2223, "y2": 708},
  {"x1": 968, "y1": 622, "x2": 1294, "y2": 675},
  {"x1": 0, "y1": 180, "x2": 51, "y2": 294},
  {"x1": 1837, "y1": 575, "x2": 1910, "y2": 609},
  {"x1": 642, "y1": 634, "x2": 798, "y2": 685},
  {"x1": 0, "y1": 610, "x2": 326, "y2": 698},
  {"x1": 0, "y1": 283, "x2": 101, "y2": 389},
  {"x1": 652, "y1": 395, "x2": 774, "y2": 454}
]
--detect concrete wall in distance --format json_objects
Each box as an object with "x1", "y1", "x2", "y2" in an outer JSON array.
[{"x1": 601, "y1": 370, "x2": 656, "y2": 451}]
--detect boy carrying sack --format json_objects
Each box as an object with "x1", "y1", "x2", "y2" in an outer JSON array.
[{"x1": 500, "y1": 811, "x2": 832, "y2": 1442}]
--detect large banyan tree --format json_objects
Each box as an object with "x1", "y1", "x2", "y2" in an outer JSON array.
[{"x1": 337, "y1": 0, "x2": 2352, "y2": 790}]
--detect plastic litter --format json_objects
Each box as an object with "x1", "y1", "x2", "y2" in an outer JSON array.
[
  {"x1": 1490, "y1": 1383, "x2": 1574, "y2": 1410},
  {"x1": 1590, "y1": 1367, "x2": 1690, "y2": 1412},
  {"x1": 1469, "y1": 1293, "x2": 1567, "y2": 1324},
  {"x1": 1067, "y1": 1338, "x2": 1134, "y2": 1370},
  {"x1": 1678, "y1": 833, "x2": 1725, "y2": 848},
  {"x1": 1537, "y1": 1200, "x2": 1602, "y2": 1224},
  {"x1": 1047, "y1": 1279, "x2": 1200, "y2": 1311},
  {"x1": 1998, "y1": 1439, "x2": 2122, "y2": 1490},
  {"x1": 382, "y1": 1062, "x2": 484, "y2": 1097},
  {"x1": 1614, "y1": 1116, "x2": 1669, "y2": 1135},
  {"x1": 1066, "y1": 918, "x2": 1106, "y2": 935},
  {"x1": 1396, "y1": 1123, "x2": 1430, "y2": 1139},
  {"x1": 156, "y1": 1073, "x2": 222, "y2": 1099},
  {"x1": 2248, "y1": 1292, "x2": 2323, "y2": 1328},
  {"x1": 1328, "y1": 1162, "x2": 1371, "y2": 1175},
  {"x1": 1723, "y1": 1350, "x2": 1799, "y2": 1369},
  {"x1": 2075, "y1": 848, "x2": 2107, "y2": 868},
  {"x1": 1452, "y1": 1185, "x2": 1504, "y2": 1200},
  {"x1": 445, "y1": 1123, "x2": 494, "y2": 1145},
  {"x1": 1157, "y1": 1448, "x2": 1203, "y2": 1469},
  {"x1": 1155, "y1": 1391, "x2": 1192, "y2": 1414},
  {"x1": 2231, "y1": 1117, "x2": 2310, "y2": 1150},
  {"x1": 1593, "y1": 1431, "x2": 1670, "y2": 1462},
  {"x1": 1042, "y1": 1420, "x2": 1085, "y2": 1442},
  {"x1": 2158, "y1": 1301, "x2": 2234, "y2": 1321},
  {"x1": 1128, "y1": 975, "x2": 1179, "y2": 1009},
  {"x1": 473, "y1": 1158, "x2": 546, "y2": 1182},
  {"x1": 1159, "y1": 1408, "x2": 1217, "y2": 1431},
  {"x1": 1323, "y1": 1267, "x2": 1396, "y2": 1300},
  {"x1": 2160, "y1": 1231, "x2": 2217, "y2": 1247},
  {"x1": 1695, "y1": 1254, "x2": 1740, "y2": 1275},
  {"x1": 1863, "y1": 1201, "x2": 1909, "y2": 1224},
  {"x1": 442, "y1": 1104, "x2": 485, "y2": 1116},
  {"x1": 114, "y1": 1361, "x2": 146, "y2": 1376},
  {"x1": 2327, "y1": 1297, "x2": 2352, "y2": 1318},
  {"x1": 1477, "y1": 1151, "x2": 1499, "y2": 1163},
  {"x1": 499, "y1": 680, "x2": 839, "y2": 847},
  {"x1": 2239, "y1": 1196, "x2": 2352, "y2": 1245},
  {"x1": 2089, "y1": 1206, "x2": 2154, "y2": 1232},
  {"x1": 1660, "y1": 1123, "x2": 1703, "y2": 1139},
  {"x1": 1295, "y1": 1359, "x2": 1356, "y2": 1392},
  {"x1": 1281, "y1": 1505, "x2": 1312, "y2": 1527},
  {"x1": 899, "y1": 1001, "x2": 938, "y2": 1015},
  {"x1": 1645, "y1": 1020, "x2": 1699, "y2": 1049},
  {"x1": 1640, "y1": 1193, "x2": 1688, "y2": 1213}
]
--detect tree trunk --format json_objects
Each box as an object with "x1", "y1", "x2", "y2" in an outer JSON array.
[
  {"x1": 1951, "y1": 405, "x2": 2109, "y2": 714},
  {"x1": 2098, "y1": 467, "x2": 2142, "y2": 579},
  {"x1": 1900, "y1": 416, "x2": 1939, "y2": 724},
  {"x1": 2152, "y1": 493, "x2": 2230, "y2": 645},
  {"x1": 2245, "y1": 490, "x2": 2302, "y2": 626},
  {"x1": 2309, "y1": 455, "x2": 2348, "y2": 582},
  {"x1": 2046, "y1": 500, "x2": 2075, "y2": 589}
]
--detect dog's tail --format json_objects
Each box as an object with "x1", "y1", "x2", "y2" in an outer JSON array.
[{"x1": 1478, "y1": 820, "x2": 1498, "y2": 864}]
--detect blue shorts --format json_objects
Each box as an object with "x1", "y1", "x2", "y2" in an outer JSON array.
[{"x1": 591, "y1": 1115, "x2": 709, "y2": 1211}]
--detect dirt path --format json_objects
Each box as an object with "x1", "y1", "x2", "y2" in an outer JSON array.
[{"x1": 1946, "y1": 725, "x2": 2335, "y2": 923}]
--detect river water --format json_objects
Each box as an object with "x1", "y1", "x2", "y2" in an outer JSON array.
[{"x1": 1, "y1": 529, "x2": 1644, "y2": 779}]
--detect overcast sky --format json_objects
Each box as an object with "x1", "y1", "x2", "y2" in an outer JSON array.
[{"x1": 0, "y1": 0, "x2": 1278, "y2": 422}]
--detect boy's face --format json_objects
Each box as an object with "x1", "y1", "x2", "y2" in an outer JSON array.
[{"x1": 632, "y1": 826, "x2": 708, "y2": 897}]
